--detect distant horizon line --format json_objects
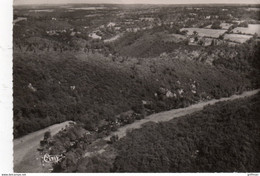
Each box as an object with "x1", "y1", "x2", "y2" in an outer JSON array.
[{"x1": 13, "y1": 2, "x2": 260, "y2": 6}]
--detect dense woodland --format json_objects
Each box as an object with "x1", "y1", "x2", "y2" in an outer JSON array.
[
  {"x1": 13, "y1": 11, "x2": 260, "y2": 138},
  {"x1": 112, "y1": 93, "x2": 260, "y2": 172},
  {"x1": 13, "y1": 4, "x2": 260, "y2": 173},
  {"x1": 13, "y1": 48, "x2": 255, "y2": 137},
  {"x1": 46, "y1": 92, "x2": 260, "y2": 172}
]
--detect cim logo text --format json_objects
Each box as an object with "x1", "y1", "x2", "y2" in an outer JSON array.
[{"x1": 43, "y1": 154, "x2": 64, "y2": 163}]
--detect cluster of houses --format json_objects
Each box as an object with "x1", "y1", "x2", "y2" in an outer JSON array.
[
  {"x1": 88, "y1": 17, "x2": 158, "y2": 40},
  {"x1": 41, "y1": 6, "x2": 258, "y2": 46}
]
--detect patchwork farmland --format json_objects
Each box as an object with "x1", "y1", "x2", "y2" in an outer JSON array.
[
  {"x1": 180, "y1": 28, "x2": 227, "y2": 38},
  {"x1": 231, "y1": 24, "x2": 260, "y2": 36}
]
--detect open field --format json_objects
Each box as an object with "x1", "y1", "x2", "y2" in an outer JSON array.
[
  {"x1": 231, "y1": 24, "x2": 260, "y2": 36},
  {"x1": 220, "y1": 23, "x2": 233, "y2": 30},
  {"x1": 205, "y1": 23, "x2": 233, "y2": 30},
  {"x1": 246, "y1": 8, "x2": 260, "y2": 11},
  {"x1": 29, "y1": 9, "x2": 54, "y2": 12},
  {"x1": 69, "y1": 7, "x2": 107, "y2": 10},
  {"x1": 181, "y1": 28, "x2": 227, "y2": 38},
  {"x1": 224, "y1": 34, "x2": 252, "y2": 43}
]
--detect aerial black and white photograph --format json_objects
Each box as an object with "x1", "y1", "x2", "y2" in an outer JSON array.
[{"x1": 10, "y1": 0, "x2": 260, "y2": 173}]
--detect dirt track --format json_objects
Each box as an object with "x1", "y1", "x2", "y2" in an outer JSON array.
[
  {"x1": 104, "y1": 89, "x2": 260, "y2": 140},
  {"x1": 13, "y1": 121, "x2": 73, "y2": 172}
]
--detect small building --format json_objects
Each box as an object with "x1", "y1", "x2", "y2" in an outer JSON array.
[
  {"x1": 205, "y1": 16, "x2": 211, "y2": 20},
  {"x1": 88, "y1": 33, "x2": 102, "y2": 40},
  {"x1": 107, "y1": 22, "x2": 116, "y2": 27}
]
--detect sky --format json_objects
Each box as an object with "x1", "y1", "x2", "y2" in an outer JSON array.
[{"x1": 13, "y1": 0, "x2": 260, "y2": 5}]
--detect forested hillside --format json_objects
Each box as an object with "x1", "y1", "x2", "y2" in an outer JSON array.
[
  {"x1": 13, "y1": 4, "x2": 260, "y2": 138},
  {"x1": 13, "y1": 4, "x2": 260, "y2": 173},
  {"x1": 112, "y1": 93, "x2": 260, "y2": 172},
  {"x1": 13, "y1": 50, "x2": 251, "y2": 138},
  {"x1": 46, "y1": 91, "x2": 260, "y2": 172}
]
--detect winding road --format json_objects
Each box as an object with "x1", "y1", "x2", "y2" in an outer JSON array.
[
  {"x1": 85, "y1": 89, "x2": 260, "y2": 158},
  {"x1": 13, "y1": 89, "x2": 259, "y2": 172},
  {"x1": 13, "y1": 121, "x2": 73, "y2": 172},
  {"x1": 104, "y1": 89, "x2": 260, "y2": 140}
]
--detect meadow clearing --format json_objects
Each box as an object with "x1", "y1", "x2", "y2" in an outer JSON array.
[
  {"x1": 231, "y1": 24, "x2": 260, "y2": 36},
  {"x1": 224, "y1": 34, "x2": 253, "y2": 43},
  {"x1": 181, "y1": 28, "x2": 227, "y2": 38}
]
